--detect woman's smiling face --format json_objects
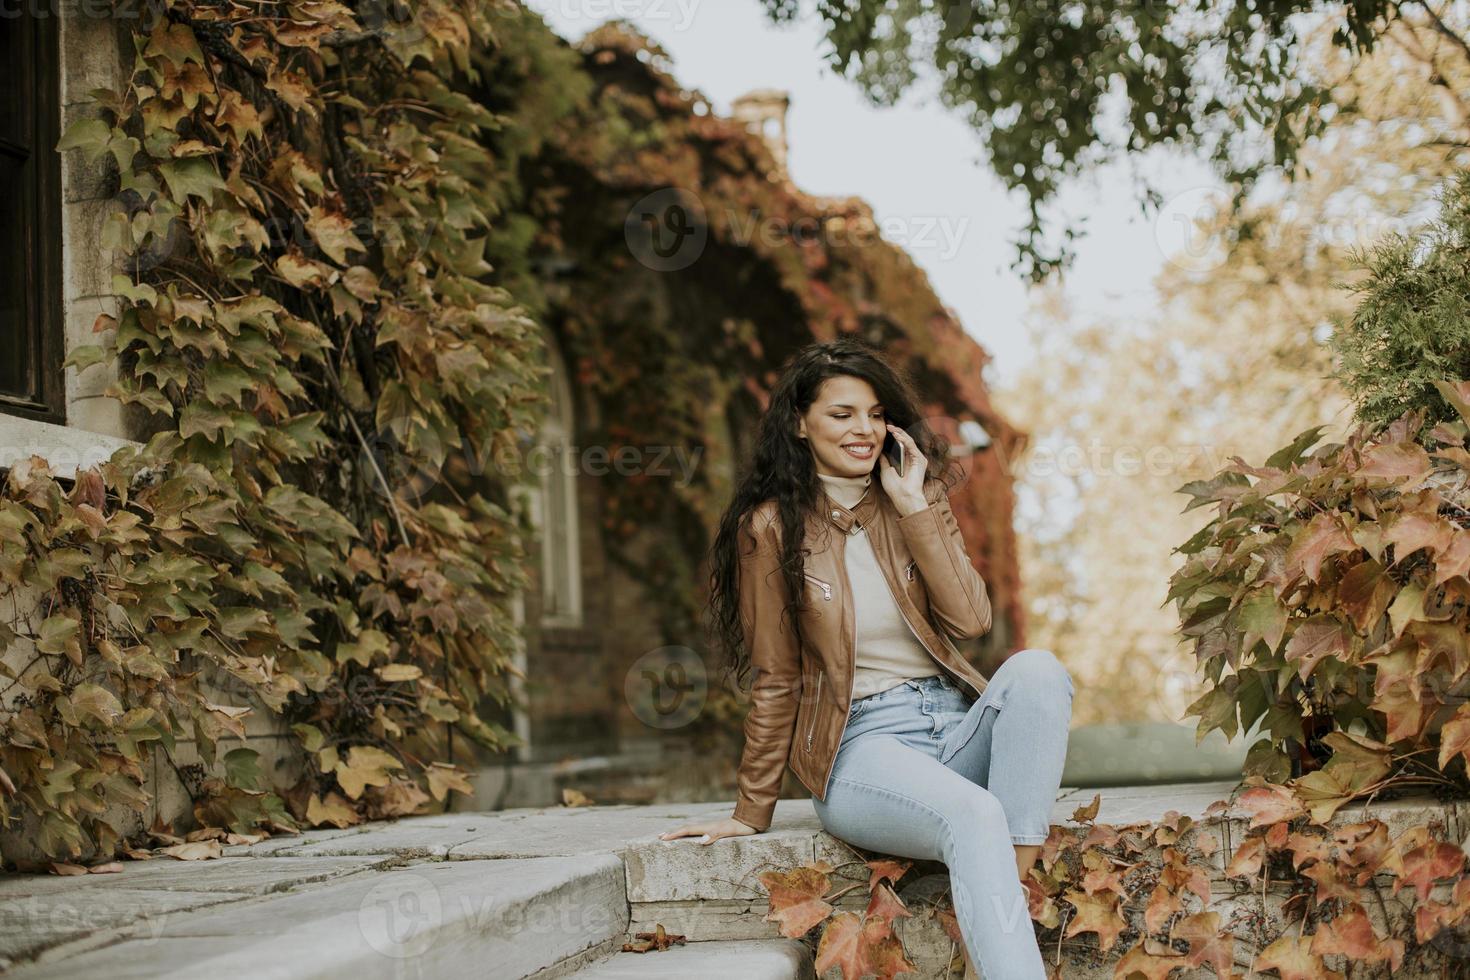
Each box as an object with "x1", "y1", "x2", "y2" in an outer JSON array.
[{"x1": 797, "y1": 375, "x2": 886, "y2": 477}]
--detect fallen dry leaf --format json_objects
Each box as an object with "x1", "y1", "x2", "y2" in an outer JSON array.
[
  {"x1": 620, "y1": 923, "x2": 686, "y2": 953},
  {"x1": 88, "y1": 861, "x2": 125, "y2": 874},
  {"x1": 561, "y1": 787, "x2": 593, "y2": 807},
  {"x1": 49, "y1": 862, "x2": 89, "y2": 876},
  {"x1": 156, "y1": 839, "x2": 223, "y2": 861}
]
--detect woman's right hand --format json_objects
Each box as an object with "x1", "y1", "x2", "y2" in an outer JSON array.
[{"x1": 658, "y1": 816, "x2": 760, "y2": 845}]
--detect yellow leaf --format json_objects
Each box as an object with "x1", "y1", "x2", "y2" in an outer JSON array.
[
  {"x1": 306, "y1": 792, "x2": 359, "y2": 828},
  {"x1": 156, "y1": 840, "x2": 222, "y2": 861},
  {"x1": 426, "y1": 763, "x2": 473, "y2": 802},
  {"x1": 335, "y1": 746, "x2": 402, "y2": 799}
]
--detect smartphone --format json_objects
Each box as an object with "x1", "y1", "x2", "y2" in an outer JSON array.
[{"x1": 882, "y1": 432, "x2": 905, "y2": 477}]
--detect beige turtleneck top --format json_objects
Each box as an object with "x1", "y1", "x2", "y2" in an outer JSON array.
[{"x1": 816, "y1": 471, "x2": 942, "y2": 700}]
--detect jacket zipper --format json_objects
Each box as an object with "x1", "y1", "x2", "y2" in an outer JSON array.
[
  {"x1": 904, "y1": 559, "x2": 917, "y2": 581},
  {"x1": 806, "y1": 669, "x2": 824, "y2": 750},
  {"x1": 803, "y1": 572, "x2": 833, "y2": 600}
]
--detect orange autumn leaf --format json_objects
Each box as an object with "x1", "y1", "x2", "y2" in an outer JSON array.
[
  {"x1": 1310, "y1": 903, "x2": 1403, "y2": 969},
  {"x1": 1063, "y1": 888, "x2": 1127, "y2": 953},
  {"x1": 1025, "y1": 874, "x2": 1061, "y2": 929},
  {"x1": 1159, "y1": 848, "x2": 1211, "y2": 907},
  {"x1": 1081, "y1": 862, "x2": 1130, "y2": 899},
  {"x1": 1414, "y1": 899, "x2": 1460, "y2": 944},
  {"x1": 1143, "y1": 883, "x2": 1183, "y2": 936},
  {"x1": 1301, "y1": 860, "x2": 1357, "y2": 906},
  {"x1": 815, "y1": 911, "x2": 917, "y2": 980},
  {"x1": 1284, "y1": 511, "x2": 1355, "y2": 583},
  {"x1": 1080, "y1": 822, "x2": 1123, "y2": 851},
  {"x1": 620, "y1": 923, "x2": 686, "y2": 953},
  {"x1": 934, "y1": 904, "x2": 964, "y2": 946},
  {"x1": 759, "y1": 865, "x2": 834, "y2": 939},
  {"x1": 1333, "y1": 821, "x2": 1389, "y2": 885},
  {"x1": 858, "y1": 914, "x2": 918, "y2": 980},
  {"x1": 1042, "y1": 825, "x2": 1081, "y2": 869},
  {"x1": 1225, "y1": 835, "x2": 1265, "y2": 880},
  {"x1": 1284, "y1": 830, "x2": 1330, "y2": 871},
  {"x1": 1235, "y1": 785, "x2": 1306, "y2": 828},
  {"x1": 866, "y1": 858, "x2": 911, "y2": 892},
  {"x1": 864, "y1": 881, "x2": 913, "y2": 924},
  {"x1": 1112, "y1": 938, "x2": 1187, "y2": 980},
  {"x1": 1170, "y1": 911, "x2": 1234, "y2": 977},
  {"x1": 1071, "y1": 792, "x2": 1101, "y2": 822},
  {"x1": 1395, "y1": 841, "x2": 1466, "y2": 902},
  {"x1": 1254, "y1": 932, "x2": 1344, "y2": 980}
]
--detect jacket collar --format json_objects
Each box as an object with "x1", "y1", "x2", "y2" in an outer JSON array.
[{"x1": 820, "y1": 479, "x2": 881, "y2": 536}]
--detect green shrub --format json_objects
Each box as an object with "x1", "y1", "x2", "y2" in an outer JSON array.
[{"x1": 1331, "y1": 170, "x2": 1470, "y2": 442}]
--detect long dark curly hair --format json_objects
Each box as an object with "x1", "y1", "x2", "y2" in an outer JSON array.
[{"x1": 707, "y1": 338, "x2": 961, "y2": 693}]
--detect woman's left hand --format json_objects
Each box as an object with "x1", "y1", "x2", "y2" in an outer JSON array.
[{"x1": 878, "y1": 423, "x2": 929, "y2": 516}]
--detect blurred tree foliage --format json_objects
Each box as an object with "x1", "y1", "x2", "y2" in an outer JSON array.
[
  {"x1": 761, "y1": 0, "x2": 1467, "y2": 282},
  {"x1": 993, "y1": 12, "x2": 1466, "y2": 727}
]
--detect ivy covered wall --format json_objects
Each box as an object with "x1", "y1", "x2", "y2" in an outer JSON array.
[{"x1": 0, "y1": 3, "x2": 1026, "y2": 863}]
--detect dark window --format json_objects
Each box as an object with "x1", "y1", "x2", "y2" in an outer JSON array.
[{"x1": 0, "y1": 11, "x2": 64, "y2": 424}]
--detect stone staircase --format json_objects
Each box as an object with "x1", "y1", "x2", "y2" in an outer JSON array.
[{"x1": 2, "y1": 781, "x2": 1466, "y2": 979}]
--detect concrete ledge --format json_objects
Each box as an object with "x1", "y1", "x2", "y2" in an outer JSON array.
[
  {"x1": 6, "y1": 855, "x2": 628, "y2": 980},
  {"x1": 0, "y1": 414, "x2": 140, "y2": 482},
  {"x1": 563, "y1": 938, "x2": 814, "y2": 978}
]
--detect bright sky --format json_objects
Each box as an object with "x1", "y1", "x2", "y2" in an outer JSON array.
[{"x1": 524, "y1": 0, "x2": 1224, "y2": 387}]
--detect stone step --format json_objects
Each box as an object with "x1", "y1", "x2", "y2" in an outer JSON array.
[
  {"x1": 5, "y1": 854, "x2": 629, "y2": 979},
  {"x1": 559, "y1": 939, "x2": 815, "y2": 979},
  {"x1": 7, "y1": 781, "x2": 1465, "y2": 979}
]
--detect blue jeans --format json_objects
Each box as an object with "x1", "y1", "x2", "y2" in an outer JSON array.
[{"x1": 811, "y1": 648, "x2": 1074, "y2": 980}]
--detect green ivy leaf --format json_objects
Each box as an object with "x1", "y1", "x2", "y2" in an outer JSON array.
[
  {"x1": 71, "y1": 683, "x2": 124, "y2": 728},
  {"x1": 158, "y1": 158, "x2": 226, "y2": 203},
  {"x1": 63, "y1": 344, "x2": 109, "y2": 373},
  {"x1": 36, "y1": 614, "x2": 81, "y2": 655},
  {"x1": 111, "y1": 274, "x2": 159, "y2": 305},
  {"x1": 55, "y1": 116, "x2": 111, "y2": 162},
  {"x1": 224, "y1": 747, "x2": 264, "y2": 791}
]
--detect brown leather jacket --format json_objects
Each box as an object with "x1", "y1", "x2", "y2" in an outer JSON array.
[{"x1": 731, "y1": 478, "x2": 993, "y2": 832}]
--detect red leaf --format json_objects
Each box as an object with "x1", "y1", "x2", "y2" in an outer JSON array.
[
  {"x1": 1235, "y1": 785, "x2": 1306, "y2": 829},
  {"x1": 1283, "y1": 617, "x2": 1349, "y2": 683},
  {"x1": 814, "y1": 912, "x2": 864, "y2": 976},
  {"x1": 1224, "y1": 835, "x2": 1265, "y2": 879},
  {"x1": 1285, "y1": 512, "x2": 1356, "y2": 583},
  {"x1": 866, "y1": 858, "x2": 911, "y2": 892},
  {"x1": 1396, "y1": 842, "x2": 1465, "y2": 902},
  {"x1": 1311, "y1": 902, "x2": 1402, "y2": 968},
  {"x1": 864, "y1": 881, "x2": 913, "y2": 924},
  {"x1": 1333, "y1": 821, "x2": 1389, "y2": 885}
]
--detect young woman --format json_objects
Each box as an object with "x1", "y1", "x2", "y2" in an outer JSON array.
[{"x1": 659, "y1": 339, "x2": 1073, "y2": 979}]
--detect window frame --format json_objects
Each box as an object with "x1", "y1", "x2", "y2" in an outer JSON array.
[
  {"x1": 534, "y1": 338, "x2": 583, "y2": 628},
  {"x1": 0, "y1": 11, "x2": 66, "y2": 425}
]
